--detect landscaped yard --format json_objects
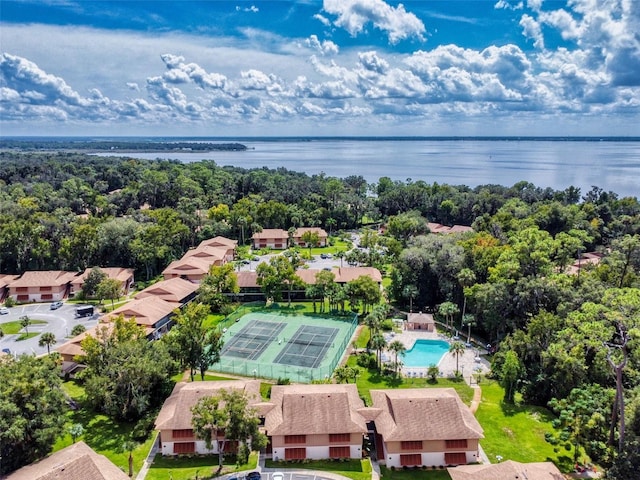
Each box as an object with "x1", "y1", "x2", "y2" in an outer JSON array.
[
  {"x1": 146, "y1": 451, "x2": 259, "y2": 480},
  {"x1": 56, "y1": 381, "x2": 157, "y2": 477},
  {"x1": 0, "y1": 319, "x2": 47, "y2": 334},
  {"x1": 345, "y1": 328, "x2": 473, "y2": 406},
  {"x1": 266, "y1": 458, "x2": 372, "y2": 480},
  {"x1": 380, "y1": 466, "x2": 451, "y2": 479},
  {"x1": 475, "y1": 381, "x2": 572, "y2": 472}
]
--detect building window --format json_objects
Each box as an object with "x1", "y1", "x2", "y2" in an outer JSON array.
[
  {"x1": 173, "y1": 442, "x2": 195, "y2": 454},
  {"x1": 41, "y1": 294, "x2": 53, "y2": 300},
  {"x1": 445, "y1": 439, "x2": 468, "y2": 449},
  {"x1": 17, "y1": 295, "x2": 29, "y2": 301},
  {"x1": 285, "y1": 448, "x2": 306, "y2": 460},
  {"x1": 16, "y1": 287, "x2": 28, "y2": 293},
  {"x1": 284, "y1": 435, "x2": 306, "y2": 444},
  {"x1": 400, "y1": 454, "x2": 422, "y2": 466},
  {"x1": 400, "y1": 440, "x2": 423, "y2": 450},
  {"x1": 444, "y1": 452, "x2": 467, "y2": 465},
  {"x1": 173, "y1": 429, "x2": 193, "y2": 439},
  {"x1": 40, "y1": 286, "x2": 52, "y2": 291},
  {"x1": 329, "y1": 433, "x2": 351, "y2": 443},
  {"x1": 329, "y1": 446, "x2": 351, "y2": 459}
]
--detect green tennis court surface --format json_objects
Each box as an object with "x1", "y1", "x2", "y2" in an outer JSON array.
[
  {"x1": 274, "y1": 325, "x2": 339, "y2": 368},
  {"x1": 213, "y1": 311, "x2": 357, "y2": 383}
]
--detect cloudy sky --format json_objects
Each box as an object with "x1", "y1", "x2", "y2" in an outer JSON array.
[{"x1": 1, "y1": 0, "x2": 639, "y2": 136}]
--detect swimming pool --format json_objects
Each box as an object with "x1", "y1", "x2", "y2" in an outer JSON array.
[{"x1": 403, "y1": 339, "x2": 449, "y2": 367}]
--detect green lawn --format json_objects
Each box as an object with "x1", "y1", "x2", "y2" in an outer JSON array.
[
  {"x1": 266, "y1": 458, "x2": 371, "y2": 480},
  {"x1": 347, "y1": 355, "x2": 473, "y2": 406},
  {"x1": 203, "y1": 313, "x2": 226, "y2": 330},
  {"x1": 475, "y1": 381, "x2": 573, "y2": 472},
  {"x1": 55, "y1": 381, "x2": 157, "y2": 477},
  {"x1": 0, "y1": 319, "x2": 47, "y2": 334},
  {"x1": 380, "y1": 466, "x2": 451, "y2": 479},
  {"x1": 16, "y1": 332, "x2": 40, "y2": 341},
  {"x1": 146, "y1": 451, "x2": 258, "y2": 480}
]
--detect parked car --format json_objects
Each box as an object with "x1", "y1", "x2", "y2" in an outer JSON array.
[
  {"x1": 246, "y1": 472, "x2": 262, "y2": 480},
  {"x1": 50, "y1": 301, "x2": 63, "y2": 310},
  {"x1": 0, "y1": 306, "x2": 9, "y2": 315},
  {"x1": 271, "y1": 473, "x2": 285, "y2": 480},
  {"x1": 320, "y1": 253, "x2": 332, "y2": 259},
  {"x1": 2, "y1": 348, "x2": 10, "y2": 355}
]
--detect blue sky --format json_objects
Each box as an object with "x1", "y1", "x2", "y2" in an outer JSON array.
[{"x1": 1, "y1": 0, "x2": 639, "y2": 136}]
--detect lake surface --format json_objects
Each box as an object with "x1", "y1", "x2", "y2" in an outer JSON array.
[{"x1": 99, "y1": 138, "x2": 640, "y2": 198}]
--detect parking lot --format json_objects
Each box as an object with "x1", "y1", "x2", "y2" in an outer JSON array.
[{"x1": 0, "y1": 302, "x2": 99, "y2": 357}]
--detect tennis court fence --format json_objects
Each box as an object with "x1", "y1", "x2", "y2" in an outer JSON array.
[{"x1": 213, "y1": 312, "x2": 358, "y2": 383}]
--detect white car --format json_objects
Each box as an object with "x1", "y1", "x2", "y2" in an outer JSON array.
[
  {"x1": 271, "y1": 473, "x2": 285, "y2": 480},
  {"x1": 0, "y1": 306, "x2": 9, "y2": 315}
]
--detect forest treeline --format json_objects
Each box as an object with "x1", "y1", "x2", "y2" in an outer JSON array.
[
  {"x1": 1, "y1": 150, "x2": 640, "y2": 473},
  {"x1": 0, "y1": 139, "x2": 247, "y2": 151}
]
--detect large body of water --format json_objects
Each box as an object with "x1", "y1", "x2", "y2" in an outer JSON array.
[{"x1": 100, "y1": 138, "x2": 639, "y2": 198}]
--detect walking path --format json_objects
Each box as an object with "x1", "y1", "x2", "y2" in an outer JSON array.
[
  {"x1": 135, "y1": 433, "x2": 159, "y2": 480},
  {"x1": 257, "y1": 453, "x2": 365, "y2": 480}
]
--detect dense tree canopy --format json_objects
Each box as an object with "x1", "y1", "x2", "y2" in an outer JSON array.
[
  {"x1": 1, "y1": 149, "x2": 639, "y2": 471},
  {"x1": 79, "y1": 316, "x2": 177, "y2": 421},
  {"x1": 0, "y1": 355, "x2": 68, "y2": 475}
]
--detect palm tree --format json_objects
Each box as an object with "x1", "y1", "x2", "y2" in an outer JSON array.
[
  {"x1": 68, "y1": 423, "x2": 84, "y2": 443},
  {"x1": 334, "y1": 250, "x2": 346, "y2": 268},
  {"x1": 326, "y1": 218, "x2": 337, "y2": 236},
  {"x1": 463, "y1": 314, "x2": 476, "y2": 344},
  {"x1": 457, "y1": 268, "x2": 476, "y2": 327},
  {"x1": 388, "y1": 340, "x2": 407, "y2": 376},
  {"x1": 120, "y1": 439, "x2": 138, "y2": 478},
  {"x1": 19, "y1": 315, "x2": 31, "y2": 334},
  {"x1": 438, "y1": 302, "x2": 459, "y2": 332},
  {"x1": 449, "y1": 341, "x2": 466, "y2": 375},
  {"x1": 305, "y1": 284, "x2": 320, "y2": 313},
  {"x1": 38, "y1": 332, "x2": 57, "y2": 354},
  {"x1": 370, "y1": 333, "x2": 387, "y2": 371},
  {"x1": 402, "y1": 284, "x2": 419, "y2": 313}
]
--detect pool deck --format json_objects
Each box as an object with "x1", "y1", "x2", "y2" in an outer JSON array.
[{"x1": 386, "y1": 329, "x2": 491, "y2": 384}]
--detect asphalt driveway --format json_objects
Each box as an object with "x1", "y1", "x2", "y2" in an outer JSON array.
[{"x1": 0, "y1": 302, "x2": 99, "y2": 357}]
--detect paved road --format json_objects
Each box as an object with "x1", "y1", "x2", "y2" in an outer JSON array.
[{"x1": 0, "y1": 302, "x2": 99, "y2": 356}]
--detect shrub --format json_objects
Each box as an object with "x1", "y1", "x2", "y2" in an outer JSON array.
[
  {"x1": 277, "y1": 377, "x2": 291, "y2": 385},
  {"x1": 380, "y1": 319, "x2": 394, "y2": 331},
  {"x1": 70, "y1": 324, "x2": 86, "y2": 337},
  {"x1": 356, "y1": 352, "x2": 377, "y2": 369},
  {"x1": 4, "y1": 297, "x2": 16, "y2": 307}
]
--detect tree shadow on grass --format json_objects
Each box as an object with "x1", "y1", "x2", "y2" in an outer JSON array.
[
  {"x1": 500, "y1": 400, "x2": 556, "y2": 423},
  {"x1": 366, "y1": 369, "x2": 403, "y2": 388},
  {"x1": 68, "y1": 407, "x2": 131, "y2": 453}
]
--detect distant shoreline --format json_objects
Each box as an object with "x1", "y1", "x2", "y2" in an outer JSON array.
[{"x1": 1, "y1": 136, "x2": 639, "y2": 143}]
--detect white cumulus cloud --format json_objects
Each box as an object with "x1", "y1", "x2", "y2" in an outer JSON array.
[{"x1": 323, "y1": 0, "x2": 426, "y2": 44}]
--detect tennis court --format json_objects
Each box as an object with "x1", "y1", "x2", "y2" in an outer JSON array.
[
  {"x1": 213, "y1": 310, "x2": 358, "y2": 382},
  {"x1": 220, "y1": 320, "x2": 286, "y2": 360},
  {"x1": 274, "y1": 325, "x2": 339, "y2": 368}
]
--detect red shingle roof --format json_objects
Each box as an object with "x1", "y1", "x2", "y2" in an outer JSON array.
[
  {"x1": 155, "y1": 380, "x2": 262, "y2": 430},
  {"x1": 370, "y1": 388, "x2": 483, "y2": 442},
  {"x1": 264, "y1": 384, "x2": 367, "y2": 436},
  {"x1": 5, "y1": 441, "x2": 129, "y2": 480},
  {"x1": 448, "y1": 460, "x2": 564, "y2": 480}
]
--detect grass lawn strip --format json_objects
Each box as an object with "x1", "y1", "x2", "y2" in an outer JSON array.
[
  {"x1": 266, "y1": 458, "x2": 371, "y2": 480},
  {"x1": 146, "y1": 451, "x2": 258, "y2": 480},
  {"x1": 379, "y1": 466, "x2": 451, "y2": 479},
  {"x1": 0, "y1": 319, "x2": 47, "y2": 334}
]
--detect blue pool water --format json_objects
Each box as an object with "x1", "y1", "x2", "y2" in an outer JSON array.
[{"x1": 403, "y1": 339, "x2": 450, "y2": 367}]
